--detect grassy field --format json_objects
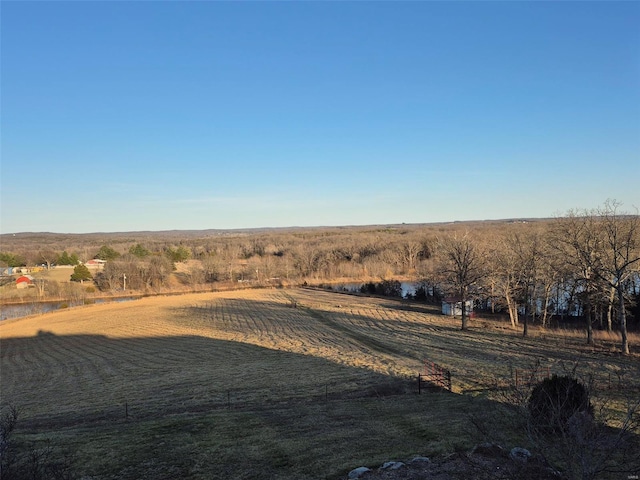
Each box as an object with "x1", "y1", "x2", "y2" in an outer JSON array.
[{"x1": 1, "y1": 288, "x2": 639, "y2": 479}]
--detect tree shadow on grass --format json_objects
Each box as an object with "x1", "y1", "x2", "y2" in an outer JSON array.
[
  {"x1": 166, "y1": 292, "x2": 640, "y2": 397},
  {"x1": 0, "y1": 328, "x2": 492, "y2": 479},
  {"x1": 3, "y1": 289, "x2": 639, "y2": 480},
  {"x1": 1, "y1": 329, "x2": 421, "y2": 431}
]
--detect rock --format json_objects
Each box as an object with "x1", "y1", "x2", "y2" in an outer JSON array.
[
  {"x1": 409, "y1": 456, "x2": 431, "y2": 464},
  {"x1": 380, "y1": 461, "x2": 405, "y2": 470},
  {"x1": 472, "y1": 442, "x2": 507, "y2": 458},
  {"x1": 348, "y1": 466, "x2": 371, "y2": 479},
  {"x1": 510, "y1": 447, "x2": 532, "y2": 463}
]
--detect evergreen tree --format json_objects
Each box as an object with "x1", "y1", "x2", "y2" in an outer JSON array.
[
  {"x1": 129, "y1": 243, "x2": 151, "y2": 258},
  {"x1": 95, "y1": 245, "x2": 120, "y2": 261},
  {"x1": 70, "y1": 264, "x2": 93, "y2": 282},
  {"x1": 165, "y1": 246, "x2": 191, "y2": 263},
  {"x1": 0, "y1": 252, "x2": 26, "y2": 267},
  {"x1": 57, "y1": 251, "x2": 79, "y2": 265}
]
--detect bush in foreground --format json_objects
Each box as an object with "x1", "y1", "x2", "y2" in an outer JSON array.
[
  {"x1": 527, "y1": 375, "x2": 593, "y2": 435},
  {"x1": 0, "y1": 406, "x2": 76, "y2": 480}
]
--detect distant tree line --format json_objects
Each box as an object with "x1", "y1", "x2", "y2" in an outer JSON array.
[{"x1": 1, "y1": 200, "x2": 638, "y2": 352}]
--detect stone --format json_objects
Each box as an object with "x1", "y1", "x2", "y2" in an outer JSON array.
[
  {"x1": 348, "y1": 466, "x2": 371, "y2": 479},
  {"x1": 380, "y1": 461, "x2": 405, "y2": 470},
  {"x1": 510, "y1": 447, "x2": 532, "y2": 463},
  {"x1": 409, "y1": 456, "x2": 431, "y2": 464}
]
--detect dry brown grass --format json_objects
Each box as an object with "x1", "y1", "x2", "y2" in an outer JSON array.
[{"x1": 1, "y1": 287, "x2": 639, "y2": 479}]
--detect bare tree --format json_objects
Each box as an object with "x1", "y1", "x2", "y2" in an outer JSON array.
[
  {"x1": 510, "y1": 231, "x2": 543, "y2": 337},
  {"x1": 488, "y1": 237, "x2": 521, "y2": 328},
  {"x1": 550, "y1": 202, "x2": 640, "y2": 353},
  {"x1": 185, "y1": 263, "x2": 205, "y2": 288},
  {"x1": 201, "y1": 256, "x2": 221, "y2": 283},
  {"x1": 595, "y1": 200, "x2": 640, "y2": 355},
  {"x1": 293, "y1": 244, "x2": 325, "y2": 279},
  {"x1": 538, "y1": 243, "x2": 562, "y2": 328},
  {"x1": 38, "y1": 249, "x2": 58, "y2": 270},
  {"x1": 146, "y1": 256, "x2": 173, "y2": 288},
  {"x1": 551, "y1": 211, "x2": 603, "y2": 345},
  {"x1": 95, "y1": 261, "x2": 122, "y2": 291},
  {"x1": 436, "y1": 233, "x2": 485, "y2": 330},
  {"x1": 489, "y1": 235, "x2": 522, "y2": 328},
  {"x1": 396, "y1": 240, "x2": 429, "y2": 274}
]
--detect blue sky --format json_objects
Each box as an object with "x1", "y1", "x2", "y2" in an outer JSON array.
[{"x1": 1, "y1": 1, "x2": 639, "y2": 234}]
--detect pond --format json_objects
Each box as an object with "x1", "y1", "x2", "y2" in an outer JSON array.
[{"x1": 330, "y1": 282, "x2": 419, "y2": 298}]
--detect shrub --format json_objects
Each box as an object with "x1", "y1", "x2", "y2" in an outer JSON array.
[
  {"x1": 1, "y1": 405, "x2": 76, "y2": 480},
  {"x1": 379, "y1": 279, "x2": 402, "y2": 297},
  {"x1": 360, "y1": 282, "x2": 377, "y2": 294},
  {"x1": 359, "y1": 280, "x2": 402, "y2": 298},
  {"x1": 527, "y1": 375, "x2": 593, "y2": 435}
]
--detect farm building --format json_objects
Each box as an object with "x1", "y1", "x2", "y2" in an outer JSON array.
[
  {"x1": 85, "y1": 259, "x2": 107, "y2": 269},
  {"x1": 442, "y1": 296, "x2": 473, "y2": 316},
  {"x1": 9, "y1": 267, "x2": 31, "y2": 274},
  {"x1": 16, "y1": 275, "x2": 35, "y2": 289}
]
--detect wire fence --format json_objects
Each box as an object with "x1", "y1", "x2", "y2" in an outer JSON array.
[{"x1": 418, "y1": 360, "x2": 452, "y2": 393}]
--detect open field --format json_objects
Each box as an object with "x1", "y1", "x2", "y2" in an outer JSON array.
[{"x1": 1, "y1": 288, "x2": 639, "y2": 479}]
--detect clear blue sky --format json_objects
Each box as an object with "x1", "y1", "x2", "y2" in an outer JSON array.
[{"x1": 1, "y1": 1, "x2": 639, "y2": 234}]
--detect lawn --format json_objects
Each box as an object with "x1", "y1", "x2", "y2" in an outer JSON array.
[{"x1": 1, "y1": 288, "x2": 638, "y2": 479}]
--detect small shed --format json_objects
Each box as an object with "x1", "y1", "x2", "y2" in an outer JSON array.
[
  {"x1": 16, "y1": 275, "x2": 35, "y2": 289},
  {"x1": 442, "y1": 296, "x2": 473, "y2": 316}
]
